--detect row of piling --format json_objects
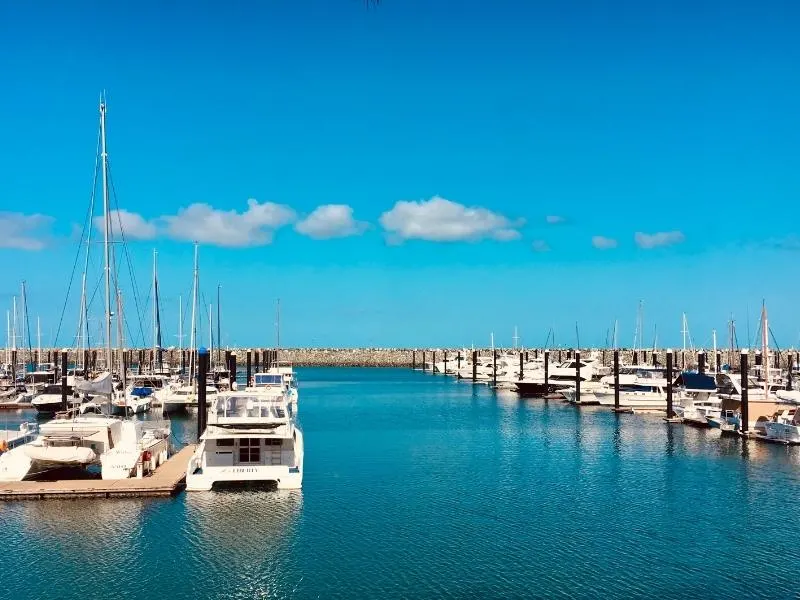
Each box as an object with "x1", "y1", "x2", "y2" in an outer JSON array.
[{"x1": 412, "y1": 348, "x2": 785, "y2": 435}]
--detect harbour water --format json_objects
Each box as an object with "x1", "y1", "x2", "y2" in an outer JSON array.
[{"x1": 4, "y1": 367, "x2": 800, "y2": 599}]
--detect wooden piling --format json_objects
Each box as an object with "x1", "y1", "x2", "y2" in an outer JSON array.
[
  {"x1": 544, "y1": 350, "x2": 550, "y2": 390},
  {"x1": 666, "y1": 350, "x2": 674, "y2": 418},
  {"x1": 740, "y1": 350, "x2": 749, "y2": 434},
  {"x1": 422, "y1": 351, "x2": 426, "y2": 373},
  {"x1": 519, "y1": 351, "x2": 524, "y2": 381},
  {"x1": 575, "y1": 351, "x2": 581, "y2": 403},
  {"x1": 613, "y1": 349, "x2": 619, "y2": 410},
  {"x1": 432, "y1": 351, "x2": 436, "y2": 375},
  {"x1": 197, "y1": 348, "x2": 209, "y2": 440},
  {"x1": 788, "y1": 355, "x2": 794, "y2": 391},
  {"x1": 492, "y1": 349, "x2": 497, "y2": 388},
  {"x1": 246, "y1": 350, "x2": 252, "y2": 387},
  {"x1": 412, "y1": 350, "x2": 416, "y2": 370},
  {"x1": 60, "y1": 352, "x2": 68, "y2": 411},
  {"x1": 698, "y1": 351, "x2": 706, "y2": 374},
  {"x1": 443, "y1": 351, "x2": 447, "y2": 375},
  {"x1": 472, "y1": 350, "x2": 477, "y2": 382},
  {"x1": 457, "y1": 352, "x2": 461, "y2": 372}
]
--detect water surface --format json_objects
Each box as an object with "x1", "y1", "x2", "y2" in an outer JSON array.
[{"x1": 3, "y1": 368, "x2": 799, "y2": 599}]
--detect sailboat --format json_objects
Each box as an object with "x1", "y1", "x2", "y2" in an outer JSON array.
[
  {"x1": 0, "y1": 97, "x2": 169, "y2": 482},
  {"x1": 163, "y1": 243, "x2": 219, "y2": 412}
]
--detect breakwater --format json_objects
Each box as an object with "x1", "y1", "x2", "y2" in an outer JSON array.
[{"x1": 13, "y1": 347, "x2": 793, "y2": 368}]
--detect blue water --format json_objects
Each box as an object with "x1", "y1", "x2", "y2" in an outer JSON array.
[{"x1": 3, "y1": 368, "x2": 800, "y2": 599}]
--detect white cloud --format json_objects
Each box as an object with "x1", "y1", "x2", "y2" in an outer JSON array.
[
  {"x1": 546, "y1": 215, "x2": 566, "y2": 224},
  {"x1": 295, "y1": 204, "x2": 367, "y2": 239},
  {"x1": 379, "y1": 196, "x2": 523, "y2": 243},
  {"x1": 532, "y1": 240, "x2": 550, "y2": 252},
  {"x1": 635, "y1": 230, "x2": 685, "y2": 249},
  {"x1": 0, "y1": 212, "x2": 52, "y2": 250},
  {"x1": 592, "y1": 235, "x2": 618, "y2": 249},
  {"x1": 162, "y1": 199, "x2": 296, "y2": 247},
  {"x1": 94, "y1": 209, "x2": 157, "y2": 240}
]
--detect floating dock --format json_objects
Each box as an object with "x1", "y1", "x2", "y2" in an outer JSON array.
[
  {"x1": 0, "y1": 402, "x2": 33, "y2": 410},
  {"x1": 0, "y1": 444, "x2": 196, "y2": 501}
]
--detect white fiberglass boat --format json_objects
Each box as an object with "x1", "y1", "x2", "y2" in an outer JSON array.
[{"x1": 186, "y1": 389, "x2": 303, "y2": 491}]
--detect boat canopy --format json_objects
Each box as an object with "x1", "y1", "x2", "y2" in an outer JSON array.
[
  {"x1": 75, "y1": 371, "x2": 114, "y2": 396},
  {"x1": 674, "y1": 372, "x2": 716, "y2": 391}
]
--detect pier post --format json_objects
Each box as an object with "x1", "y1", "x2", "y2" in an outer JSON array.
[
  {"x1": 443, "y1": 351, "x2": 447, "y2": 375},
  {"x1": 698, "y1": 351, "x2": 706, "y2": 374},
  {"x1": 525, "y1": 351, "x2": 529, "y2": 362},
  {"x1": 230, "y1": 354, "x2": 237, "y2": 390},
  {"x1": 83, "y1": 350, "x2": 89, "y2": 378},
  {"x1": 180, "y1": 350, "x2": 186, "y2": 375},
  {"x1": 716, "y1": 351, "x2": 722, "y2": 373},
  {"x1": 666, "y1": 350, "x2": 674, "y2": 418},
  {"x1": 755, "y1": 351, "x2": 762, "y2": 381},
  {"x1": 11, "y1": 350, "x2": 16, "y2": 386},
  {"x1": 246, "y1": 350, "x2": 252, "y2": 387},
  {"x1": 197, "y1": 347, "x2": 209, "y2": 440},
  {"x1": 472, "y1": 350, "x2": 477, "y2": 381},
  {"x1": 422, "y1": 351, "x2": 426, "y2": 373},
  {"x1": 632, "y1": 350, "x2": 638, "y2": 366},
  {"x1": 432, "y1": 351, "x2": 436, "y2": 375},
  {"x1": 253, "y1": 350, "x2": 260, "y2": 373},
  {"x1": 492, "y1": 349, "x2": 497, "y2": 388},
  {"x1": 457, "y1": 352, "x2": 461, "y2": 373},
  {"x1": 91, "y1": 350, "x2": 97, "y2": 371},
  {"x1": 575, "y1": 351, "x2": 581, "y2": 403},
  {"x1": 544, "y1": 350, "x2": 550, "y2": 397},
  {"x1": 643, "y1": 350, "x2": 647, "y2": 364},
  {"x1": 412, "y1": 350, "x2": 416, "y2": 370},
  {"x1": 61, "y1": 351, "x2": 68, "y2": 411},
  {"x1": 787, "y1": 355, "x2": 794, "y2": 390},
  {"x1": 652, "y1": 352, "x2": 658, "y2": 367},
  {"x1": 740, "y1": 350, "x2": 749, "y2": 434},
  {"x1": 558, "y1": 349, "x2": 562, "y2": 362},
  {"x1": 613, "y1": 350, "x2": 620, "y2": 410},
  {"x1": 519, "y1": 351, "x2": 524, "y2": 381},
  {"x1": 602, "y1": 348, "x2": 606, "y2": 367}
]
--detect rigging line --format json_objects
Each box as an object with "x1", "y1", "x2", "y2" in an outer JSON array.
[
  {"x1": 53, "y1": 127, "x2": 102, "y2": 347},
  {"x1": 22, "y1": 283, "x2": 34, "y2": 367},
  {"x1": 107, "y1": 159, "x2": 147, "y2": 347}
]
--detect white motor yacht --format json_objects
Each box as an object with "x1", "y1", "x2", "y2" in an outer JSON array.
[
  {"x1": 162, "y1": 384, "x2": 219, "y2": 412},
  {"x1": 186, "y1": 389, "x2": 303, "y2": 491},
  {"x1": 761, "y1": 408, "x2": 800, "y2": 444}
]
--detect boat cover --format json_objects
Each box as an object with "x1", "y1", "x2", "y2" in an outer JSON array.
[
  {"x1": 24, "y1": 444, "x2": 96, "y2": 465},
  {"x1": 75, "y1": 371, "x2": 113, "y2": 396},
  {"x1": 673, "y1": 372, "x2": 716, "y2": 391}
]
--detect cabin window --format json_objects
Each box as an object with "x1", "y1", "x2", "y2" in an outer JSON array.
[
  {"x1": 238, "y1": 438, "x2": 261, "y2": 463},
  {"x1": 216, "y1": 438, "x2": 234, "y2": 447},
  {"x1": 265, "y1": 438, "x2": 282, "y2": 446}
]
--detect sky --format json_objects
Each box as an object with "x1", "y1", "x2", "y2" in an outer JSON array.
[{"x1": 0, "y1": 0, "x2": 799, "y2": 349}]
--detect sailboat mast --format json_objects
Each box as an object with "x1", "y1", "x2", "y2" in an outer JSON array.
[
  {"x1": 37, "y1": 317, "x2": 41, "y2": 364},
  {"x1": 100, "y1": 98, "x2": 113, "y2": 372},
  {"x1": 209, "y1": 303, "x2": 213, "y2": 358},
  {"x1": 117, "y1": 289, "x2": 127, "y2": 393},
  {"x1": 216, "y1": 284, "x2": 221, "y2": 362},
  {"x1": 11, "y1": 297, "x2": 17, "y2": 353},
  {"x1": 5, "y1": 309, "x2": 9, "y2": 365},
  {"x1": 189, "y1": 243, "x2": 198, "y2": 389},
  {"x1": 762, "y1": 303, "x2": 769, "y2": 398},
  {"x1": 152, "y1": 249, "x2": 157, "y2": 368},
  {"x1": 178, "y1": 296, "x2": 183, "y2": 352},
  {"x1": 712, "y1": 329, "x2": 717, "y2": 372}
]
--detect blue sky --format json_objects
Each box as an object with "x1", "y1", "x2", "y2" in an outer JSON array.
[{"x1": 1, "y1": 0, "x2": 799, "y2": 349}]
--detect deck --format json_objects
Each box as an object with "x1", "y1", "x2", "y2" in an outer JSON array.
[{"x1": 0, "y1": 444, "x2": 196, "y2": 500}]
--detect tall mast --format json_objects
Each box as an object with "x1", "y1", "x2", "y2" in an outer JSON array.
[
  {"x1": 712, "y1": 329, "x2": 717, "y2": 372},
  {"x1": 100, "y1": 97, "x2": 113, "y2": 372},
  {"x1": 36, "y1": 316, "x2": 41, "y2": 364},
  {"x1": 216, "y1": 285, "x2": 221, "y2": 360},
  {"x1": 11, "y1": 296, "x2": 17, "y2": 353},
  {"x1": 189, "y1": 242, "x2": 199, "y2": 390},
  {"x1": 178, "y1": 295, "x2": 183, "y2": 353},
  {"x1": 117, "y1": 289, "x2": 127, "y2": 395},
  {"x1": 21, "y1": 281, "x2": 32, "y2": 371},
  {"x1": 612, "y1": 319, "x2": 618, "y2": 350},
  {"x1": 152, "y1": 249, "x2": 157, "y2": 368},
  {"x1": 762, "y1": 302, "x2": 769, "y2": 398},
  {"x1": 209, "y1": 303, "x2": 213, "y2": 359},
  {"x1": 5, "y1": 309, "x2": 9, "y2": 365}
]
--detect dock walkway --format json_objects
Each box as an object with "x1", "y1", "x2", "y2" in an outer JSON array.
[{"x1": 0, "y1": 444, "x2": 196, "y2": 500}]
